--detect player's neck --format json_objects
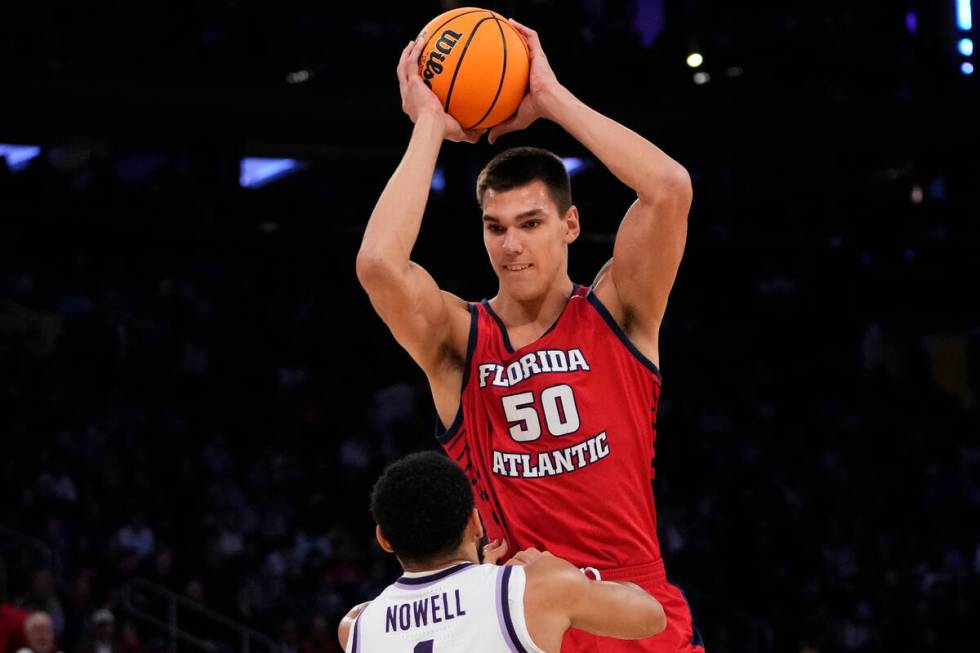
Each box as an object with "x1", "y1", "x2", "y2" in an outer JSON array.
[
  {"x1": 490, "y1": 276, "x2": 575, "y2": 329},
  {"x1": 400, "y1": 548, "x2": 480, "y2": 573}
]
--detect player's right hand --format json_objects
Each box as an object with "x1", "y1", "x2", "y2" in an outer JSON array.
[
  {"x1": 397, "y1": 39, "x2": 486, "y2": 144},
  {"x1": 506, "y1": 547, "x2": 552, "y2": 567}
]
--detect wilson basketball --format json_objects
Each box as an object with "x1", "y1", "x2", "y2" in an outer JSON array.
[{"x1": 416, "y1": 8, "x2": 530, "y2": 130}]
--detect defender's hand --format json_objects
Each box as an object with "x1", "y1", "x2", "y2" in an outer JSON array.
[
  {"x1": 482, "y1": 538, "x2": 509, "y2": 565},
  {"x1": 506, "y1": 547, "x2": 553, "y2": 567},
  {"x1": 488, "y1": 19, "x2": 563, "y2": 145},
  {"x1": 397, "y1": 39, "x2": 486, "y2": 144}
]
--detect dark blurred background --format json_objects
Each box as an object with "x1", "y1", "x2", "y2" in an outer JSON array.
[{"x1": 1, "y1": 1, "x2": 978, "y2": 653}]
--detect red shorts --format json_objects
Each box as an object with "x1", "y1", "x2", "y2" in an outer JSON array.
[{"x1": 561, "y1": 560, "x2": 706, "y2": 653}]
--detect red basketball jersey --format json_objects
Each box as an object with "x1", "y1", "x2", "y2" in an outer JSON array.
[{"x1": 439, "y1": 284, "x2": 663, "y2": 571}]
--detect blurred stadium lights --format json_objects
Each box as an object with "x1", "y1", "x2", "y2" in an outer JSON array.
[
  {"x1": 693, "y1": 72, "x2": 711, "y2": 85},
  {"x1": 954, "y1": 1, "x2": 973, "y2": 74},
  {"x1": 0, "y1": 143, "x2": 41, "y2": 172},
  {"x1": 561, "y1": 157, "x2": 590, "y2": 176},
  {"x1": 633, "y1": 0, "x2": 665, "y2": 48},
  {"x1": 285, "y1": 69, "x2": 312, "y2": 84},
  {"x1": 906, "y1": 10, "x2": 918, "y2": 35},
  {"x1": 686, "y1": 52, "x2": 704, "y2": 68},
  {"x1": 431, "y1": 165, "x2": 446, "y2": 192},
  {"x1": 956, "y1": 0, "x2": 973, "y2": 30},
  {"x1": 239, "y1": 158, "x2": 306, "y2": 188}
]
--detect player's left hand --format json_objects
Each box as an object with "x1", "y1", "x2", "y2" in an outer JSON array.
[
  {"x1": 482, "y1": 538, "x2": 508, "y2": 565},
  {"x1": 488, "y1": 19, "x2": 563, "y2": 145}
]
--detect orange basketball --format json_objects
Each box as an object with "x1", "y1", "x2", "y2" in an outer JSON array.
[{"x1": 415, "y1": 8, "x2": 530, "y2": 130}]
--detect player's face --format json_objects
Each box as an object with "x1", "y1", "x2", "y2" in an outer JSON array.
[{"x1": 481, "y1": 180, "x2": 579, "y2": 299}]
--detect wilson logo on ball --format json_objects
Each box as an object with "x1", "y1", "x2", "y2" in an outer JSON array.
[
  {"x1": 422, "y1": 30, "x2": 463, "y2": 88},
  {"x1": 415, "y1": 8, "x2": 529, "y2": 129}
]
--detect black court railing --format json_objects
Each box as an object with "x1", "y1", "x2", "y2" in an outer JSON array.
[{"x1": 122, "y1": 578, "x2": 280, "y2": 653}]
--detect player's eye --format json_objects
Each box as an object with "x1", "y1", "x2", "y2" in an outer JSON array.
[
  {"x1": 523, "y1": 220, "x2": 540, "y2": 228},
  {"x1": 486, "y1": 224, "x2": 504, "y2": 233}
]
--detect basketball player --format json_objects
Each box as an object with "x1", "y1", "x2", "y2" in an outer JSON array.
[
  {"x1": 356, "y1": 19, "x2": 700, "y2": 652},
  {"x1": 337, "y1": 451, "x2": 666, "y2": 652}
]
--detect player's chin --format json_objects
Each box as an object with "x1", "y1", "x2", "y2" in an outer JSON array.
[{"x1": 502, "y1": 276, "x2": 542, "y2": 300}]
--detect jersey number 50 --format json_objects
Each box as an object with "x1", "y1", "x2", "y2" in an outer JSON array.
[{"x1": 501, "y1": 384, "x2": 580, "y2": 442}]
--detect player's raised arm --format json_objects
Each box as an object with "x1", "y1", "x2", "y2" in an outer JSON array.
[
  {"x1": 489, "y1": 20, "x2": 692, "y2": 362},
  {"x1": 356, "y1": 39, "x2": 484, "y2": 372},
  {"x1": 520, "y1": 550, "x2": 666, "y2": 644}
]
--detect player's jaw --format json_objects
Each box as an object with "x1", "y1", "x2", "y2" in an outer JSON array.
[{"x1": 495, "y1": 252, "x2": 565, "y2": 302}]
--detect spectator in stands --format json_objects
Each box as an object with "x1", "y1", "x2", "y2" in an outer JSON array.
[
  {"x1": 17, "y1": 571, "x2": 64, "y2": 639},
  {"x1": 0, "y1": 603, "x2": 30, "y2": 653},
  {"x1": 299, "y1": 616, "x2": 336, "y2": 653},
  {"x1": 114, "y1": 516, "x2": 154, "y2": 563},
  {"x1": 15, "y1": 612, "x2": 61, "y2": 653},
  {"x1": 75, "y1": 610, "x2": 116, "y2": 653}
]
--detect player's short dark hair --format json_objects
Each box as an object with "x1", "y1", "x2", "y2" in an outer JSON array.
[
  {"x1": 370, "y1": 451, "x2": 474, "y2": 565},
  {"x1": 476, "y1": 147, "x2": 572, "y2": 215}
]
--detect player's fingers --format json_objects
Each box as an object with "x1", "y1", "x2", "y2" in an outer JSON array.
[
  {"x1": 482, "y1": 538, "x2": 508, "y2": 564},
  {"x1": 488, "y1": 117, "x2": 523, "y2": 145},
  {"x1": 487, "y1": 121, "x2": 512, "y2": 145},
  {"x1": 410, "y1": 38, "x2": 426, "y2": 70},
  {"x1": 399, "y1": 40, "x2": 413, "y2": 68},
  {"x1": 508, "y1": 18, "x2": 538, "y2": 45},
  {"x1": 462, "y1": 128, "x2": 487, "y2": 144},
  {"x1": 397, "y1": 40, "x2": 414, "y2": 84},
  {"x1": 483, "y1": 538, "x2": 507, "y2": 553}
]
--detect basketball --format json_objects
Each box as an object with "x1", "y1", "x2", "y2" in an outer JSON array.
[{"x1": 415, "y1": 8, "x2": 530, "y2": 130}]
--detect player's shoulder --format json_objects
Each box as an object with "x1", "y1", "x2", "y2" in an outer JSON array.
[{"x1": 522, "y1": 555, "x2": 590, "y2": 609}]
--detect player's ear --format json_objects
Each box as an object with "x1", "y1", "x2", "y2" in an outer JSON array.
[
  {"x1": 469, "y1": 508, "x2": 484, "y2": 541},
  {"x1": 562, "y1": 205, "x2": 580, "y2": 244},
  {"x1": 376, "y1": 525, "x2": 396, "y2": 554}
]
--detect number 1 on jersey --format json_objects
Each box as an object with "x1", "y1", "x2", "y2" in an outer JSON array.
[
  {"x1": 413, "y1": 640, "x2": 433, "y2": 653},
  {"x1": 501, "y1": 383, "x2": 580, "y2": 442}
]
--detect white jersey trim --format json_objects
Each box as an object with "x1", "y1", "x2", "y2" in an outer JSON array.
[{"x1": 501, "y1": 566, "x2": 546, "y2": 653}]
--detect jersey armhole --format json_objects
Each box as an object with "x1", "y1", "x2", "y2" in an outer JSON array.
[
  {"x1": 498, "y1": 566, "x2": 546, "y2": 653},
  {"x1": 585, "y1": 289, "x2": 663, "y2": 379},
  {"x1": 435, "y1": 302, "x2": 479, "y2": 445},
  {"x1": 345, "y1": 612, "x2": 361, "y2": 653}
]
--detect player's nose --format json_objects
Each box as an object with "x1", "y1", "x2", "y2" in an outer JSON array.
[{"x1": 501, "y1": 227, "x2": 523, "y2": 254}]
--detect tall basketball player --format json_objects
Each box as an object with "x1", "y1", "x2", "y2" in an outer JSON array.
[
  {"x1": 338, "y1": 452, "x2": 665, "y2": 652},
  {"x1": 357, "y1": 19, "x2": 700, "y2": 652}
]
